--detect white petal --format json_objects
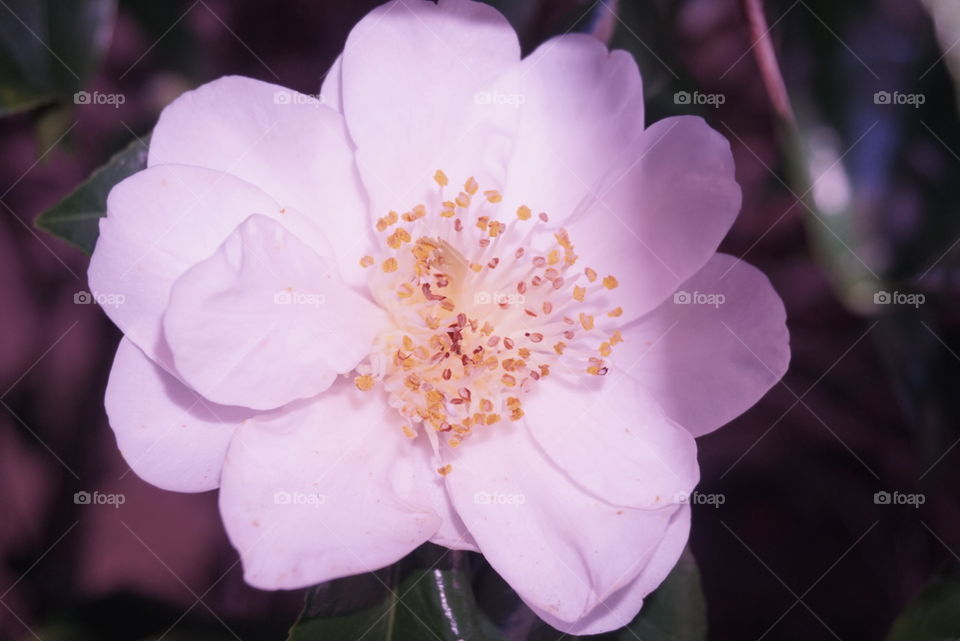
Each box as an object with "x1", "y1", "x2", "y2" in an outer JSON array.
[
  {"x1": 619, "y1": 253, "x2": 790, "y2": 436},
  {"x1": 319, "y1": 55, "x2": 343, "y2": 114},
  {"x1": 105, "y1": 338, "x2": 249, "y2": 492},
  {"x1": 398, "y1": 435, "x2": 478, "y2": 552},
  {"x1": 163, "y1": 215, "x2": 386, "y2": 411},
  {"x1": 148, "y1": 76, "x2": 373, "y2": 287},
  {"x1": 443, "y1": 424, "x2": 681, "y2": 624},
  {"x1": 501, "y1": 34, "x2": 645, "y2": 224},
  {"x1": 89, "y1": 165, "x2": 331, "y2": 369},
  {"x1": 219, "y1": 382, "x2": 441, "y2": 589},
  {"x1": 563, "y1": 116, "x2": 742, "y2": 321},
  {"x1": 522, "y1": 372, "x2": 699, "y2": 508},
  {"x1": 531, "y1": 506, "x2": 691, "y2": 635},
  {"x1": 340, "y1": 0, "x2": 521, "y2": 215}
]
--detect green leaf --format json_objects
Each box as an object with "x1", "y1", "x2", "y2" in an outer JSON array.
[
  {"x1": 0, "y1": 0, "x2": 117, "y2": 116},
  {"x1": 35, "y1": 135, "x2": 148, "y2": 254},
  {"x1": 288, "y1": 567, "x2": 503, "y2": 641},
  {"x1": 616, "y1": 547, "x2": 707, "y2": 641},
  {"x1": 888, "y1": 560, "x2": 960, "y2": 641}
]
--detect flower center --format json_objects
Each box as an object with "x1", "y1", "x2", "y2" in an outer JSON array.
[{"x1": 352, "y1": 171, "x2": 624, "y2": 464}]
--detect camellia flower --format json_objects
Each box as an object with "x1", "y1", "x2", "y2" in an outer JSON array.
[{"x1": 89, "y1": 0, "x2": 789, "y2": 633}]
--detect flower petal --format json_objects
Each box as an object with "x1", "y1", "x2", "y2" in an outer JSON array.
[
  {"x1": 563, "y1": 115, "x2": 742, "y2": 321},
  {"x1": 500, "y1": 34, "x2": 644, "y2": 224},
  {"x1": 148, "y1": 76, "x2": 373, "y2": 287},
  {"x1": 400, "y1": 436, "x2": 478, "y2": 552},
  {"x1": 319, "y1": 55, "x2": 343, "y2": 114},
  {"x1": 105, "y1": 338, "x2": 249, "y2": 492},
  {"x1": 443, "y1": 424, "x2": 682, "y2": 625},
  {"x1": 339, "y1": 0, "x2": 521, "y2": 214},
  {"x1": 522, "y1": 372, "x2": 699, "y2": 509},
  {"x1": 89, "y1": 165, "x2": 327, "y2": 369},
  {"x1": 530, "y1": 506, "x2": 691, "y2": 635},
  {"x1": 218, "y1": 381, "x2": 440, "y2": 589},
  {"x1": 163, "y1": 215, "x2": 386, "y2": 411},
  {"x1": 618, "y1": 253, "x2": 789, "y2": 436}
]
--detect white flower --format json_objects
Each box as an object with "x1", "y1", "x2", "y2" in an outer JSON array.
[{"x1": 89, "y1": 0, "x2": 789, "y2": 633}]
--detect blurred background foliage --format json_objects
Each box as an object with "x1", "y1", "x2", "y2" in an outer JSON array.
[{"x1": 2, "y1": 0, "x2": 960, "y2": 639}]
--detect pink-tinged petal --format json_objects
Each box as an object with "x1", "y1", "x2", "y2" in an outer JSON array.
[
  {"x1": 564, "y1": 116, "x2": 742, "y2": 321},
  {"x1": 218, "y1": 382, "x2": 440, "y2": 589},
  {"x1": 618, "y1": 253, "x2": 790, "y2": 437},
  {"x1": 398, "y1": 436, "x2": 478, "y2": 552},
  {"x1": 443, "y1": 424, "x2": 681, "y2": 625},
  {"x1": 148, "y1": 76, "x2": 373, "y2": 287},
  {"x1": 501, "y1": 34, "x2": 644, "y2": 224},
  {"x1": 523, "y1": 372, "x2": 698, "y2": 509},
  {"x1": 531, "y1": 506, "x2": 691, "y2": 635},
  {"x1": 427, "y1": 495, "x2": 478, "y2": 552},
  {"x1": 89, "y1": 165, "x2": 327, "y2": 369},
  {"x1": 340, "y1": 0, "x2": 521, "y2": 215},
  {"x1": 105, "y1": 338, "x2": 250, "y2": 492},
  {"x1": 319, "y1": 55, "x2": 343, "y2": 114},
  {"x1": 163, "y1": 215, "x2": 386, "y2": 411}
]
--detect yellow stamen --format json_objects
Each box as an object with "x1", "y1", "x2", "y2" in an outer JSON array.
[{"x1": 354, "y1": 374, "x2": 375, "y2": 391}]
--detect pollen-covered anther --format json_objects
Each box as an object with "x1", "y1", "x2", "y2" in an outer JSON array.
[
  {"x1": 354, "y1": 374, "x2": 376, "y2": 391},
  {"x1": 355, "y1": 169, "x2": 621, "y2": 449}
]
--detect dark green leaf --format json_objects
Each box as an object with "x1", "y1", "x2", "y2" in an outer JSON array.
[
  {"x1": 35, "y1": 135, "x2": 148, "y2": 254},
  {"x1": 888, "y1": 559, "x2": 960, "y2": 641},
  {"x1": 288, "y1": 567, "x2": 503, "y2": 641},
  {"x1": 0, "y1": 0, "x2": 116, "y2": 116}
]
